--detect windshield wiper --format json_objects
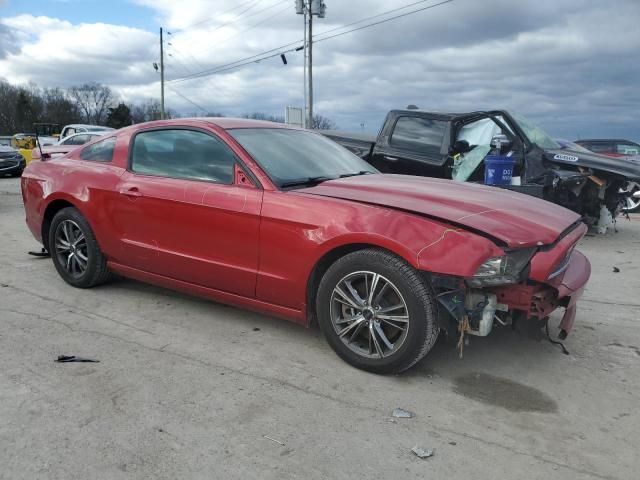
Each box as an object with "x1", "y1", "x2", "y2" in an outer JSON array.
[
  {"x1": 338, "y1": 170, "x2": 374, "y2": 178},
  {"x1": 279, "y1": 176, "x2": 335, "y2": 189}
]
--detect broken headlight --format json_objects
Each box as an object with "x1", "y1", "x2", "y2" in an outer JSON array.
[{"x1": 468, "y1": 248, "x2": 536, "y2": 287}]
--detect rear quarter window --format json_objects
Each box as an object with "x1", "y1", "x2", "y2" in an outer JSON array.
[
  {"x1": 390, "y1": 116, "x2": 446, "y2": 155},
  {"x1": 79, "y1": 137, "x2": 116, "y2": 162}
]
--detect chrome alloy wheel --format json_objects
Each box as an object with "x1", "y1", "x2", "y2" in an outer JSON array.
[
  {"x1": 54, "y1": 219, "x2": 89, "y2": 278},
  {"x1": 330, "y1": 271, "x2": 410, "y2": 359},
  {"x1": 623, "y1": 181, "x2": 640, "y2": 212}
]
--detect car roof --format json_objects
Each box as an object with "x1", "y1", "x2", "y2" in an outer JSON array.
[
  {"x1": 120, "y1": 117, "x2": 299, "y2": 132},
  {"x1": 64, "y1": 124, "x2": 114, "y2": 129}
]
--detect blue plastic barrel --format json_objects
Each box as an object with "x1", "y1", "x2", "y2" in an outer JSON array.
[{"x1": 484, "y1": 154, "x2": 515, "y2": 186}]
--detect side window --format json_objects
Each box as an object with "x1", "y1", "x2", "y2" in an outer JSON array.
[
  {"x1": 79, "y1": 136, "x2": 116, "y2": 162},
  {"x1": 130, "y1": 129, "x2": 236, "y2": 184},
  {"x1": 390, "y1": 116, "x2": 447, "y2": 155},
  {"x1": 585, "y1": 142, "x2": 612, "y2": 153},
  {"x1": 616, "y1": 143, "x2": 640, "y2": 155},
  {"x1": 64, "y1": 134, "x2": 90, "y2": 145}
]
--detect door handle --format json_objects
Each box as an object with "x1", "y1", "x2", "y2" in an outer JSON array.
[
  {"x1": 383, "y1": 155, "x2": 399, "y2": 162},
  {"x1": 119, "y1": 187, "x2": 143, "y2": 198}
]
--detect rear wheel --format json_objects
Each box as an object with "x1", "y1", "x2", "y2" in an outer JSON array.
[
  {"x1": 316, "y1": 249, "x2": 438, "y2": 374},
  {"x1": 49, "y1": 207, "x2": 111, "y2": 288}
]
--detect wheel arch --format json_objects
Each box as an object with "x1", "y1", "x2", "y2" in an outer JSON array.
[
  {"x1": 41, "y1": 198, "x2": 81, "y2": 251},
  {"x1": 305, "y1": 240, "x2": 418, "y2": 324}
]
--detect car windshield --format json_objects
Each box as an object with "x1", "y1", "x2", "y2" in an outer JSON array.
[
  {"x1": 511, "y1": 112, "x2": 560, "y2": 150},
  {"x1": 228, "y1": 128, "x2": 378, "y2": 187}
]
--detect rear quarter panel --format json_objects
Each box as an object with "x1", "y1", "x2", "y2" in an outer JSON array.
[{"x1": 21, "y1": 136, "x2": 127, "y2": 256}]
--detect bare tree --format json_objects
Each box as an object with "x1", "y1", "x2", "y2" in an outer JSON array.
[
  {"x1": 68, "y1": 83, "x2": 114, "y2": 124},
  {"x1": 311, "y1": 113, "x2": 336, "y2": 130},
  {"x1": 242, "y1": 112, "x2": 285, "y2": 123}
]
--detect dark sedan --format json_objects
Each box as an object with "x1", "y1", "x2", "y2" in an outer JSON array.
[{"x1": 0, "y1": 145, "x2": 26, "y2": 177}]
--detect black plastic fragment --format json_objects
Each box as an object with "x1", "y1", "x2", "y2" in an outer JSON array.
[
  {"x1": 28, "y1": 248, "x2": 50, "y2": 258},
  {"x1": 55, "y1": 355, "x2": 100, "y2": 363},
  {"x1": 545, "y1": 321, "x2": 569, "y2": 355}
]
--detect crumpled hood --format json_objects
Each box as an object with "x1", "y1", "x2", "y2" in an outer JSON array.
[
  {"x1": 547, "y1": 148, "x2": 640, "y2": 180},
  {"x1": 298, "y1": 174, "x2": 581, "y2": 248}
]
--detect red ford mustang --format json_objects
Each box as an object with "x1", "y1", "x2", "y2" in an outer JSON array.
[{"x1": 21, "y1": 118, "x2": 590, "y2": 373}]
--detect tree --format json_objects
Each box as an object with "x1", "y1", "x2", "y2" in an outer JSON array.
[
  {"x1": 311, "y1": 113, "x2": 336, "y2": 130},
  {"x1": 41, "y1": 87, "x2": 79, "y2": 127},
  {"x1": 68, "y1": 82, "x2": 114, "y2": 124},
  {"x1": 242, "y1": 112, "x2": 285, "y2": 123},
  {"x1": 106, "y1": 103, "x2": 133, "y2": 128}
]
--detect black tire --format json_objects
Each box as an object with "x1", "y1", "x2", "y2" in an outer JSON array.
[
  {"x1": 10, "y1": 170, "x2": 23, "y2": 177},
  {"x1": 316, "y1": 248, "x2": 438, "y2": 374},
  {"x1": 49, "y1": 207, "x2": 111, "y2": 288}
]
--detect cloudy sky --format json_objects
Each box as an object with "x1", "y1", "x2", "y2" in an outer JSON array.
[{"x1": 0, "y1": 0, "x2": 639, "y2": 139}]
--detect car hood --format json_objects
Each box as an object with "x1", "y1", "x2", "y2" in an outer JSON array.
[
  {"x1": 0, "y1": 145, "x2": 18, "y2": 153},
  {"x1": 547, "y1": 147, "x2": 640, "y2": 179},
  {"x1": 298, "y1": 174, "x2": 581, "y2": 248}
]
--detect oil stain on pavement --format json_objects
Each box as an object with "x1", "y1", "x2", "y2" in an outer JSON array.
[{"x1": 453, "y1": 372, "x2": 558, "y2": 413}]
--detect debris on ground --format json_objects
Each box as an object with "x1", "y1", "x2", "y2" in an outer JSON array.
[
  {"x1": 263, "y1": 435, "x2": 285, "y2": 446},
  {"x1": 613, "y1": 266, "x2": 620, "y2": 273},
  {"x1": 449, "y1": 441, "x2": 457, "y2": 446},
  {"x1": 253, "y1": 327, "x2": 261, "y2": 331},
  {"x1": 411, "y1": 446, "x2": 434, "y2": 458},
  {"x1": 28, "y1": 248, "x2": 50, "y2": 257},
  {"x1": 55, "y1": 355, "x2": 100, "y2": 363},
  {"x1": 392, "y1": 408, "x2": 414, "y2": 418}
]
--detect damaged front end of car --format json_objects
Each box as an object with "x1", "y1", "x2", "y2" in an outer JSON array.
[
  {"x1": 524, "y1": 146, "x2": 632, "y2": 234},
  {"x1": 428, "y1": 222, "x2": 590, "y2": 351}
]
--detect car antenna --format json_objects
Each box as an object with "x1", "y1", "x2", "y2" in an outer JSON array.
[{"x1": 34, "y1": 128, "x2": 46, "y2": 161}]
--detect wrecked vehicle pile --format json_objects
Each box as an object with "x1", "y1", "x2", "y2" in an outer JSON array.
[{"x1": 323, "y1": 109, "x2": 640, "y2": 233}]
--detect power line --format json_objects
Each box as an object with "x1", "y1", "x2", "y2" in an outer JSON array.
[
  {"x1": 167, "y1": 40, "x2": 302, "y2": 84},
  {"x1": 166, "y1": 56, "x2": 194, "y2": 77},
  {"x1": 314, "y1": 0, "x2": 454, "y2": 44},
  {"x1": 168, "y1": 0, "x2": 264, "y2": 41},
  {"x1": 192, "y1": 2, "x2": 290, "y2": 55},
  {"x1": 313, "y1": 0, "x2": 449, "y2": 40},
  {"x1": 166, "y1": 84, "x2": 210, "y2": 113},
  {"x1": 167, "y1": 0, "x2": 454, "y2": 85},
  {"x1": 168, "y1": 0, "x2": 258, "y2": 35}
]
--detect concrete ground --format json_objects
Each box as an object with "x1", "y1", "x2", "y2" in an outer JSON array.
[{"x1": 0, "y1": 176, "x2": 638, "y2": 480}]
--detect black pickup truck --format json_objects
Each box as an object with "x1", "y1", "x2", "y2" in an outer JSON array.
[{"x1": 323, "y1": 109, "x2": 640, "y2": 231}]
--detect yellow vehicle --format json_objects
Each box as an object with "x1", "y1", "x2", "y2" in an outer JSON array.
[{"x1": 10, "y1": 123, "x2": 60, "y2": 164}]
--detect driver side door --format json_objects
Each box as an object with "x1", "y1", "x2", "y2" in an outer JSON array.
[{"x1": 112, "y1": 127, "x2": 262, "y2": 298}]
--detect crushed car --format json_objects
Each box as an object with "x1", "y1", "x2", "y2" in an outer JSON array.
[
  {"x1": 21, "y1": 118, "x2": 590, "y2": 373},
  {"x1": 323, "y1": 109, "x2": 640, "y2": 233}
]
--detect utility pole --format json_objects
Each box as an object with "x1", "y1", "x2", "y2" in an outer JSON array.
[
  {"x1": 307, "y1": 10, "x2": 313, "y2": 129},
  {"x1": 296, "y1": 0, "x2": 325, "y2": 129},
  {"x1": 302, "y1": 9, "x2": 307, "y2": 128},
  {"x1": 160, "y1": 27, "x2": 166, "y2": 120}
]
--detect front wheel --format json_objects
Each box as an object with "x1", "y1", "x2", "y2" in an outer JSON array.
[
  {"x1": 49, "y1": 207, "x2": 111, "y2": 288},
  {"x1": 316, "y1": 249, "x2": 439, "y2": 374}
]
